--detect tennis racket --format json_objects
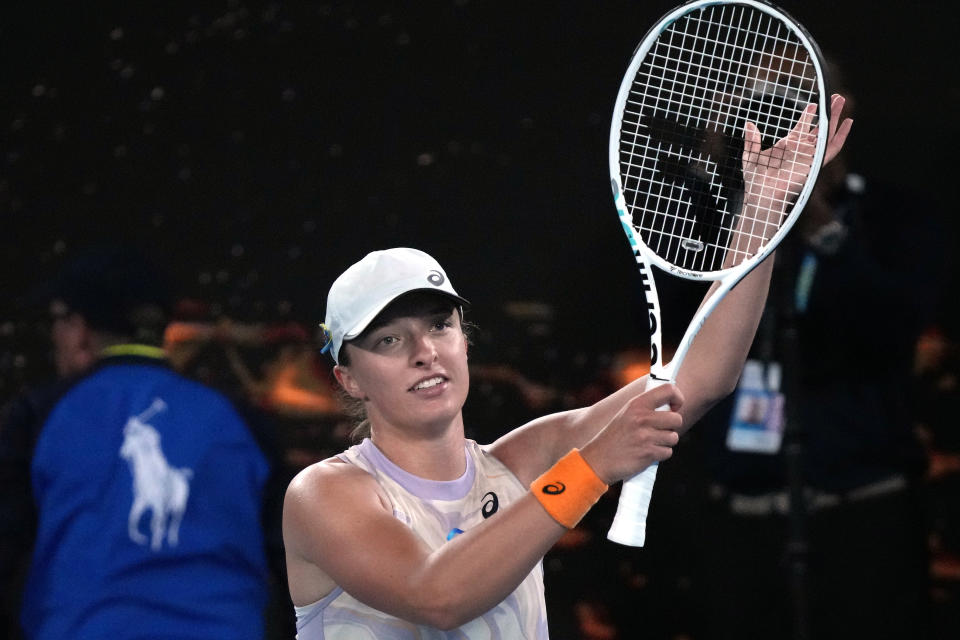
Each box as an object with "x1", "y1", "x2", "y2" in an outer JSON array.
[{"x1": 607, "y1": 0, "x2": 831, "y2": 547}]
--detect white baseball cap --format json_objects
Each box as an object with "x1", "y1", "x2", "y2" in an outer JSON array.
[{"x1": 321, "y1": 248, "x2": 468, "y2": 363}]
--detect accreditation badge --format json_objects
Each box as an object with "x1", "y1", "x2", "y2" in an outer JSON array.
[{"x1": 725, "y1": 359, "x2": 785, "y2": 454}]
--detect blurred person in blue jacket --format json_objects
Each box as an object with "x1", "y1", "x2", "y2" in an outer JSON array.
[{"x1": 0, "y1": 247, "x2": 272, "y2": 639}]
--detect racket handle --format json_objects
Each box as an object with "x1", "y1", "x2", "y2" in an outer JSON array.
[
  {"x1": 607, "y1": 462, "x2": 659, "y2": 546},
  {"x1": 607, "y1": 377, "x2": 670, "y2": 547}
]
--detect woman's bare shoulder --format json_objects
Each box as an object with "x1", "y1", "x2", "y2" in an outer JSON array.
[
  {"x1": 283, "y1": 454, "x2": 393, "y2": 558},
  {"x1": 286, "y1": 454, "x2": 378, "y2": 503},
  {"x1": 283, "y1": 457, "x2": 377, "y2": 605}
]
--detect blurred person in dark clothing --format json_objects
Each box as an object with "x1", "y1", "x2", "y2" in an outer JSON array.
[
  {"x1": 914, "y1": 327, "x2": 960, "y2": 635},
  {"x1": 696, "y1": 86, "x2": 943, "y2": 639},
  {"x1": 0, "y1": 247, "x2": 275, "y2": 639}
]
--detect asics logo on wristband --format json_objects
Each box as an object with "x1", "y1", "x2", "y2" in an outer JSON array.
[{"x1": 542, "y1": 482, "x2": 566, "y2": 495}]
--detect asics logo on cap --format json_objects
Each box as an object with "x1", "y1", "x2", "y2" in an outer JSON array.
[{"x1": 427, "y1": 270, "x2": 444, "y2": 286}]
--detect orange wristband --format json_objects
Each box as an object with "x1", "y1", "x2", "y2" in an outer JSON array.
[{"x1": 531, "y1": 449, "x2": 608, "y2": 528}]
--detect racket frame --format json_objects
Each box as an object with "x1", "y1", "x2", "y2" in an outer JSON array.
[{"x1": 607, "y1": 0, "x2": 831, "y2": 546}]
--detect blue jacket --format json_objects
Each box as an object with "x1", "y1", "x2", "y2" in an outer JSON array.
[{"x1": 11, "y1": 352, "x2": 270, "y2": 639}]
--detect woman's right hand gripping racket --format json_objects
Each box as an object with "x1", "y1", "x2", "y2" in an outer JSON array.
[{"x1": 606, "y1": 0, "x2": 852, "y2": 547}]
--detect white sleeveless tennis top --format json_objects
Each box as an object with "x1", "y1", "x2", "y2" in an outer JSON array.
[{"x1": 294, "y1": 437, "x2": 549, "y2": 639}]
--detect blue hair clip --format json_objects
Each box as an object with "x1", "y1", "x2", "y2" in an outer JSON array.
[{"x1": 318, "y1": 323, "x2": 333, "y2": 354}]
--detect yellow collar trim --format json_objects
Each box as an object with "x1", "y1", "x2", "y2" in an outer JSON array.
[{"x1": 100, "y1": 344, "x2": 166, "y2": 359}]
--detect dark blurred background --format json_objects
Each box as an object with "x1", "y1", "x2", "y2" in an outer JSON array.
[
  {"x1": 2, "y1": 0, "x2": 957, "y2": 374},
  {"x1": 2, "y1": 1, "x2": 958, "y2": 638}
]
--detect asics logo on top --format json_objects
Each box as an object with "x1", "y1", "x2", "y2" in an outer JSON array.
[{"x1": 481, "y1": 491, "x2": 499, "y2": 518}]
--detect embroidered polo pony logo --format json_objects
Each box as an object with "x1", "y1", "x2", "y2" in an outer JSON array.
[{"x1": 120, "y1": 398, "x2": 193, "y2": 550}]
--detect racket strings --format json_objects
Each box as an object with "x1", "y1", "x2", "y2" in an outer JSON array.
[
  {"x1": 619, "y1": 2, "x2": 820, "y2": 272},
  {"x1": 634, "y1": 35, "x2": 816, "y2": 134}
]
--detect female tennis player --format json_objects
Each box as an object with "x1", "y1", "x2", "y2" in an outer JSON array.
[{"x1": 283, "y1": 99, "x2": 851, "y2": 638}]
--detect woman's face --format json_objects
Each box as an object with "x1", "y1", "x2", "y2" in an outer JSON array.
[{"x1": 334, "y1": 294, "x2": 469, "y2": 436}]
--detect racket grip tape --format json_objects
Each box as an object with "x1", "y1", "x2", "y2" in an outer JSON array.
[{"x1": 607, "y1": 462, "x2": 659, "y2": 546}]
